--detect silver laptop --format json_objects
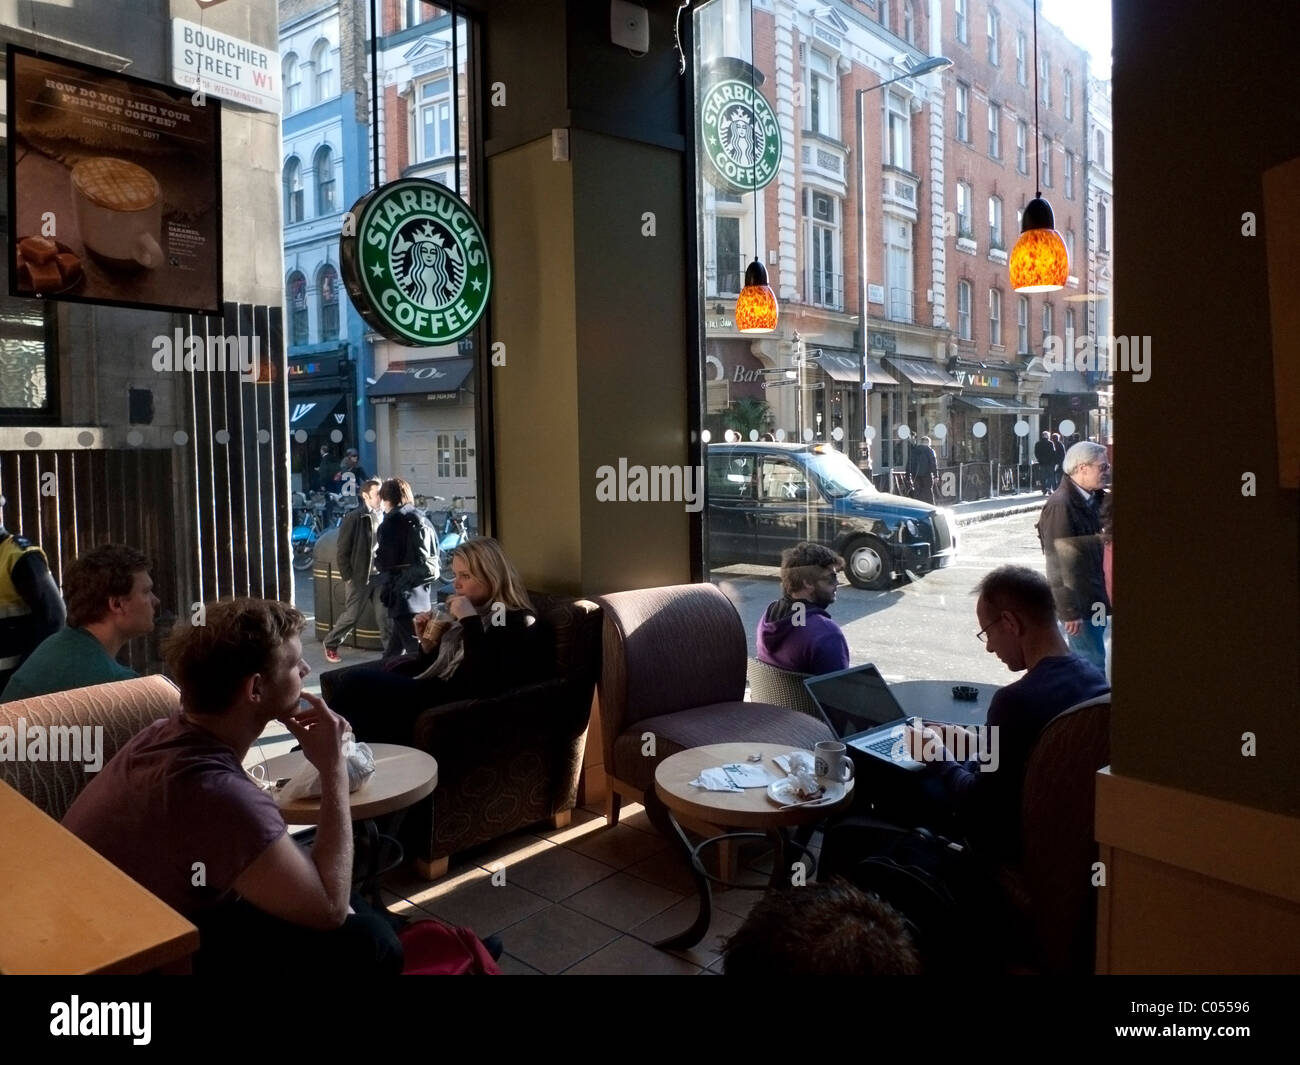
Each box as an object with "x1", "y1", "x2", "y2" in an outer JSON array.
[{"x1": 803, "y1": 664, "x2": 925, "y2": 772}]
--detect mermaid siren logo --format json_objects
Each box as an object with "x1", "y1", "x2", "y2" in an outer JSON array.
[
  {"x1": 699, "y1": 59, "x2": 781, "y2": 194},
  {"x1": 340, "y1": 178, "x2": 491, "y2": 346}
]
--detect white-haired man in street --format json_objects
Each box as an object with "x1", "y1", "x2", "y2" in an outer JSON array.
[{"x1": 1037, "y1": 440, "x2": 1111, "y2": 671}]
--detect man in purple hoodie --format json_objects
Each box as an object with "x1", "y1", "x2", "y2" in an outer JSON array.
[{"x1": 756, "y1": 542, "x2": 851, "y2": 675}]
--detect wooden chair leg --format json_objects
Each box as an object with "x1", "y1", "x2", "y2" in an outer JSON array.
[
  {"x1": 414, "y1": 855, "x2": 450, "y2": 881},
  {"x1": 604, "y1": 790, "x2": 622, "y2": 827},
  {"x1": 550, "y1": 809, "x2": 572, "y2": 829}
]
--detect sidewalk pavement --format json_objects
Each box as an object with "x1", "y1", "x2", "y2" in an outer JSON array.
[{"x1": 949, "y1": 490, "x2": 1048, "y2": 526}]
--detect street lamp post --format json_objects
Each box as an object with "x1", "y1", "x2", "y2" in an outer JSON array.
[{"x1": 855, "y1": 56, "x2": 952, "y2": 477}]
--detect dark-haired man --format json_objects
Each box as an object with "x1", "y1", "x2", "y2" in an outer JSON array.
[
  {"x1": 2, "y1": 543, "x2": 156, "y2": 702},
  {"x1": 756, "y1": 541, "x2": 850, "y2": 676},
  {"x1": 906, "y1": 565, "x2": 1109, "y2": 859},
  {"x1": 323, "y1": 478, "x2": 388, "y2": 662},
  {"x1": 62, "y1": 598, "x2": 401, "y2": 974}
]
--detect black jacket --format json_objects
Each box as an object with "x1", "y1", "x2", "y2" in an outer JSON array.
[
  {"x1": 1051, "y1": 440, "x2": 1066, "y2": 467},
  {"x1": 1038, "y1": 478, "x2": 1110, "y2": 622},
  {"x1": 907, "y1": 444, "x2": 938, "y2": 479},
  {"x1": 1034, "y1": 438, "x2": 1056, "y2": 465},
  {"x1": 335, "y1": 505, "x2": 378, "y2": 585},
  {"x1": 374, "y1": 505, "x2": 439, "y2": 615},
  {"x1": 411, "y1": 608, "x2": 553, "y2": 699}
]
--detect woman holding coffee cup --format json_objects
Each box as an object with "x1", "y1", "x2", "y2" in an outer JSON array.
[{"x1": 319, "y1": 538, "x2": 549, "y2": 745}]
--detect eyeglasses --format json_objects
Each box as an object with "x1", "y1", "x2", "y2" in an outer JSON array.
[{"x1": 976, "y1": 613, "x2": 1007, "y2": 644}]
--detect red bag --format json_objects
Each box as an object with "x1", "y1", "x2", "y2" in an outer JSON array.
[{"x1": 399, "y1": 920, "x2": 502, "y2": 975}]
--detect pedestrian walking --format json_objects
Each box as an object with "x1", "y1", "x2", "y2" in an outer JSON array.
[{"x1": 322, "y1": 478, "x2": 389, "y2": 662}]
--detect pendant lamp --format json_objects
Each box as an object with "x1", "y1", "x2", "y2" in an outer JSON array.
[
  {"x1": 1009, "y1": 0, "x2": 1068, "y2": 293},
  {"x1": 735, "y1": 4, "x2": 777, "y2": 332}
]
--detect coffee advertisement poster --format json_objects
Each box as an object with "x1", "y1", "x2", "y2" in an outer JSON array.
[{"x1": 6, "y1": 46, "x2": 222, "y2": 314}]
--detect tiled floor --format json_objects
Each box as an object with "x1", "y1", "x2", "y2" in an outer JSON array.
[{"x1": 376, "y1": 801, "x2": 796, "y2": 975}]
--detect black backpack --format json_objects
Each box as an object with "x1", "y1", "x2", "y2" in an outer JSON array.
[{"x1": 819, "y1": 817, "x2": 987, "y2": 974}]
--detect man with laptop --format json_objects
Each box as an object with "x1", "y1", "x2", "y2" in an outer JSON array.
[{"x1": 804, "y1": 566, "x2": 1108, "y2": 860}]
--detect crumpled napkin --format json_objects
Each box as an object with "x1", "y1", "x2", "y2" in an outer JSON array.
[
  {"x1": 689, "y1": 762, "x2": 775, "y2": 792},
  {"x1": 771, "y1": 750, "x2": 823, "y2": 801}
]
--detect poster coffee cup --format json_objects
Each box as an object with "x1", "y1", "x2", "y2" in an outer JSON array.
[{"x1": 71, "y1": 157, "x2": 164, "y2": 269}]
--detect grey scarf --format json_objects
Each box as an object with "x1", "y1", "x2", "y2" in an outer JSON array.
[{"x1": 414, "y1": 605, "x2": 491, "y2": 681}]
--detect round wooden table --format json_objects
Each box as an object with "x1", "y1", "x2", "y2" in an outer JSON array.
[
  {"x1": 259, "y1": 743, "x2": 437, "y2": 906},
  {"x1": 650, "y1": 742, "x2": 855, "y2": 950}
]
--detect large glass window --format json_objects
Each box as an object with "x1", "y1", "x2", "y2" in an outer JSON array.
[
  {"x1": 437, "y1": 432, "x2": 469, "y2": 479},
  {"x1": 419, "y1": 77, "x2": 453, "y2": 162},
  {"x1": 314, "y1": 146, "x2": 335, "y2": 215},
  {"x1": 808, "y1": 192, "x2": 838, "y2": 310},
  {"x1": 283, "y1": 158, "x2": 303, "y2": 223},
  {"x1": 886, "y1": 93, "x2": 910, "y2": 170},
  {"x1": 312, "y1": 39, "x2": 334, "y2": 104},
  {"x1": 318, "y1": 265, "x2": 339, "y2": 341},
  {"x1": 885, "y1": 219, "x2": 913, "y2": 323},
  {"x1": 0, "y1": 291, "x2": 53, "y2": 419},
  {"x1": 809, "y1": 51, "x2": 836, "y2": 138},
  {"x1": 283, "y1": 54, "x2": 300, "y2": 114},
  {"x1": 715, "y1": 214, "x2": 742, "y2": 295},
  {"x1": 288, "y1": 272, "x2": 308, "y2": 345}
]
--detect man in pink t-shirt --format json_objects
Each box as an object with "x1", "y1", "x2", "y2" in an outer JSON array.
[{"x1": 63, "y1": 598, "x2": 401, "y2": 975}]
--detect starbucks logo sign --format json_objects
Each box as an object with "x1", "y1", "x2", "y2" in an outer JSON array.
[
  {"x1": 700, "y1": 75, "x2": 781, "y2": 193},
  {"x1": 340, "y1": 179, "x2": 491, "y2": 346}
]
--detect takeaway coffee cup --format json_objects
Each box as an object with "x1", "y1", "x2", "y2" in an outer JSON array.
[
  {"x1": 71, "y1": 157, "x2": 164, "y2": 269},
  {"x1": 814, "y1": 740, "x2": 854, "y2": 788}
]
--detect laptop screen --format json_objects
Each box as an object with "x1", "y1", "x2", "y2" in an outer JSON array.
[{"x1": 803, "y1": 664, "x2": 907, "y2": 734}]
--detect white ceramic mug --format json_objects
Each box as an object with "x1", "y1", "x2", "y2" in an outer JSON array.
[
  {"x1": 71, "y1": 157, "x2": 164, "y2": 269},
  {"x1": 814, "y1": 740, "x2": 854, "y2": 787}
]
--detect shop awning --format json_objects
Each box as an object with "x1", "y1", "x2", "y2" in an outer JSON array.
[
  {"x1": 886, "y1": 358, "x2": 962, "y2": 389},
  {"x1": 288, "y1": 395, "x2": 343, "y2": 432},
  {"x1": 368, "y1": 358, "x2": 473, "y2": 400},
  {"x1": 953, "y1": 396, "x2": 1045, "y2": 414},
  {"x1": 812, "y1": 351, "x2": 899, "y2": 386}
]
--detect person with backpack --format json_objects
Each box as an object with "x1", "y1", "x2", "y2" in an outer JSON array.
[{"x1": 373, "y1": 477, "x2": 439, "y2": 657}]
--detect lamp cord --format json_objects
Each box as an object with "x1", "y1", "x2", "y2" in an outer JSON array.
[
  {"x1": 452, "y1": 1, "x2": 461, "y2": 201},
  {"x1": 750, "y1": 3, "x2": 758, "y2": 262},
  {"x1": 1033, "y1": 0, "x2": 1041, "y2": 199}
]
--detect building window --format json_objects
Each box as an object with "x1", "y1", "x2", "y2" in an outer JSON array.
[
  {"x1": 314, "y1": 146, "x2": 335, "y2": 215},
  {"x1": 1040, "y1": 135, "x2": 1052, "y2": 186},
  {"x1": 1066, "y1": 306, "x2": 1076, "y2": 343},
  {"x1": 988, "y1": 102, "x2": 1001, "y2": 158},
  {"x1": 989, "y1": 287, "x2": 1002, "y2": 345},
  {"x1": 1064, "y1": 69, "x2": 1073, "y2": 120},
  {"x1": 880, "y1": 0, "x2": 890, "y2": 29},
  {"x1": 956, "y1": 181, "x2": 972, "y2": 237},
  {"x1": 808, "y1": 192, "x2": 839, "y2": 308},
  {"x1": 1016, "y1": 120, "x2": 1028, "y2": 173},
  {"x1": 715, "y1": 214, "x2": 742, "y2": 294},
  {"x1": 0, "y1": 291, "x2": 53, "y2": 419},
  {"x1": 1016, "y1": 32, "x2": 1027, "y2": 85},
  {"x1": 312, "y1": 39, "x2": 333, "y2": 104},
  {"x1": 886, "y1": 92, "x2": 911, "y2": 170},
  {"x1": 885, "y1": 219, "x2": 914, "y2": 323},
  {"x1": 288, "y1": 271, "x2": 308, "y2": 346},
  {"x1": 955, "y1": 0, "x2": 968, "y2": 44},
  {"x1": 437, "y1": 431, "x2": 469, "y2": 479},
  {"x1": 1040, "y1": 52, "x2": 1051, "y2": 107},
  {"x1": 1096, "y1": 129, "x2": 1106, "y2": 168},
  {"x1": 282, "y1": 54, "x2": 300, "y2": 114},
  {"x1": 903, "y1": 0, "x2": 915, "y2": 43},
  {"x1": 1098, "y1": 200, "x2": 1108, "y2": 251},
  {"x1": 809, "y1": 51, "x2": 836, "y2": 138},
  {"x1": 405, "y1": 0, "x2": 430, "y2": 28},
  {"x1": 1017, "y1": 294, "x2": 1029, "y2": 350},
  {"x1": 1042, "y1": 301, "x2": 1054, "y2": 340},
  {"x1": 318, "y1": 265, "x2": 340, "y2": 340},
  {"x1": 417, "y1": 76, "x2": 453, "y2": 162},
  {"x1": 988, "y1": 195, "x2": 1003, "y2": 247},
  {"x1": 1064, "y1": 150, "x2": 1075, "y2": 198},
  {"x1": 956, "y1": 82, "x2": 970, "y2": 142},
  {"x1": 987, "y1": 8, "x2": 1000, "y2": 64},
  {"x1": 957, "y1": 280, "x2": 972, "y2": 340},
  {"x1": 283, "y1": 157, "x2": 303, "y2": 223},
  {"x1": 1066, "y1": 228, "x2": 1076, "y2": 266}
]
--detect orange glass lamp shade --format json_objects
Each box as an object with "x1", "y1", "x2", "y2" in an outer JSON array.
[
  {"x1": 1009, "y1": 196, "x2": 1069, "y2": 293},
  {"x1": 735, "y1": 259, "x2": 779, "y2": 333}
]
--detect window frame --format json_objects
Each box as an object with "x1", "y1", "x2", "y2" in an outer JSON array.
[
  {"x1": 903, "y1": 0, "x2": 915, "y2": 44},
  {"x1": 284, "y1": 157, "x2": 304, "y2": 224},
  {"x1": 288, "y1": 271, "x2": 309, "y2": 346},
  {"x1": 1016, "y1": 32, "x2": 1027, "y2": 85},
  {"x1": 956, "y1": 180, "x2": 973, "y2": 238},
  {"x1": 1016, "y1": 120, "x2": 1028, "y2": 174},
  {"x1": 317, "y1": 264, "x2": 340, "y2": 341},
  {"x1": 1064, "y1": 69, "x2": 1073, "y2": 120},
  {"x1": 1017, "y1": 294, "x2": 1030, "y2": 351},
  {"x1": 314, "y1": 145, "x2": 336, "y2": 216},
  {"x1": 1040, "y1": 134, "x2": 1052, "y2": 187},
  {"x1": 1042, "y1": 301, "x2": 1054, "y2": 341},
  {"x1": 987, "y1": 101, "x2": 1001, "y2": 159},
  {"x1": 988, "y1": 194, "x2": 1003, "y2": 248},
  {"x1": 886, "y1": 92, "x2": 911, "y2": 170},
  {"x1": 957, "y1": 279, "x2": 972, "y2": 341},
  {"x1": 415, "y1": 75, "x2": 454, "y2": 164},
  {"x1": 956, "y1": 81, "x2": 970, "y2": 143},
  {"x1": 808, "y1": 50, "x2": 837, "y2": 139},
  {"x1": 311, "y1": 39, "x2": 333, "y2": 104},
  {"x1": 987, "y1": 8, "x2": 1000, "y2": 65},
  {"x1": 283, "y1": 53, "x2": 301, "y2": 114},
  {"x1": 1064, "y1": 149, "x2": 1075, "y2": 199},
  {"x1": 988, "y1": 287, "x2": 1002, "y2": 346},
  {"x1": 955, "y1": 0, "x2": 968, "y2": 45}
]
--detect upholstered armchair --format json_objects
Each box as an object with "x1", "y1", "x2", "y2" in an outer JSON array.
[{"x1": 595, "y1": 583, "x2": 834, "y2": 826}]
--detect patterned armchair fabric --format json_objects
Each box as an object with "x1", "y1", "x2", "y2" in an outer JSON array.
[
  {"x1": 596, "y1": 584, "x2": 834, "y2": 795},
  {"x1": 745, "y1": 658, "x2": 832, "y2": 728},
  {"x1": 1013, "y1": 697, "x2": 1111, "y2": 974},
  {"x1": 0, "y1": 675, "x2": 179, "y2": 821},
  {"x1": 405, "y1": 594, "x2": 602, "y2": 864}
]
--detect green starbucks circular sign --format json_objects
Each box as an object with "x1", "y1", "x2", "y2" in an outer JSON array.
[
  {"x1": 340, "y1": 178, "x2": 491, "y2": 346},
  {"x1": 700, "y1": 74, "x2": 782, "y2": 193}
]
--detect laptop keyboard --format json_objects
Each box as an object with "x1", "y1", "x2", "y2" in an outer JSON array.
[{"x1": 862, "y1": 730, "x2": 913, "y2": 760}]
